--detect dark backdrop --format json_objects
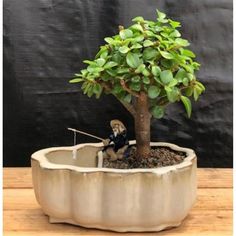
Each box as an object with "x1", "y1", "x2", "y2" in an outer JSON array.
[{"x1": 3, "y1": 0, "x2": 233, "y2": 167}]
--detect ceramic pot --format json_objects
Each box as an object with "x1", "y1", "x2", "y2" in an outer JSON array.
[{"x1": 31, "y1": 141, "x2": 197, "y2": 232}]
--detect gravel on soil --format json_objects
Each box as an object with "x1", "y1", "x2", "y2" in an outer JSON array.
[{"x1": 102, "y1": 146, "x2": 186, "y2": 169}]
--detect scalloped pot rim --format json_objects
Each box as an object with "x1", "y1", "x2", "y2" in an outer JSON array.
[{"x1": 31, "y1": 141, "x2": 196, "y2": 174}]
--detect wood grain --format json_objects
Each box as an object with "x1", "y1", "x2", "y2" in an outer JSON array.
[
  {"x1": 197, "y1": 168, "x2": 232, "y2": 188},
  {"x1": 3, "y1": 167, "x2": 233, "y2": 235},
  {"x1": 3, "y1": 168, "x2": 32, "y2": 189},
  {"x1": 3, "y1": 231, "x2": 233, "y2": 236},
  {"x1": 3, "y1": 210, "x2": 232, "y2": 235}
]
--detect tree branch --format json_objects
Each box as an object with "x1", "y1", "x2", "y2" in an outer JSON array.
[
  {"x1": 116, "y1": 97, "x2": 136, "y2": 117},
  {"x1": 100, "y1": 81, "x2": 112, "y2": 93},
  {"x1": 156, "y1": 96, "x2": 169, "y2": 106},
  {"x1": 120, "y1": 79, "x2": 139, "y2": 98},
  {"x1": 100, "y1": 81, "x2": 136, "y2": 117}
]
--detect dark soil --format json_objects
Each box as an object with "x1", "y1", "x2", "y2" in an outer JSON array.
[{"x1": 102, "y1": 146, "x2": 186, "y2": 169}]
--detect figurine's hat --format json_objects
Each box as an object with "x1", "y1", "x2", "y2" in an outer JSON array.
[{"x1": 110, "y1": 119, "x2": 126, "y2": 130}]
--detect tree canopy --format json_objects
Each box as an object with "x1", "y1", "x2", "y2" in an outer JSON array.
[{"x1": 70, "y1": 10, "x2": 205, "y2": 119}]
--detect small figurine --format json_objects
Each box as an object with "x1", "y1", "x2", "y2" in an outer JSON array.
[{"x1": 103, "y1": 120, "x2": 129, "y2": 161}]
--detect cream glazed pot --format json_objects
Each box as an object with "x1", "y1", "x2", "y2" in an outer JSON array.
[{"x1": 31, "y1": 141, "x2": 197, "y2": 232}]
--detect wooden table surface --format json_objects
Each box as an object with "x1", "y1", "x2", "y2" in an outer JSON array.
[{"x1": 3, "y1": 168, "x2": 233, "y2": 235}]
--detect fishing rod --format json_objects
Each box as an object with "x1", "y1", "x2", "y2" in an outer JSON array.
[{"x1": 67, "y1": 128, "x2": 104, "y2": 141}]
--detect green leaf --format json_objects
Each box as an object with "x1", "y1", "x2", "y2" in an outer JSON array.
[
  {"x1": 132, "y1": 16, "x2": 145, "y2": 23},
  {"x1": 104, "y1": 61, "x2": 118, "y2": 69},
  {"x1": 83, "y1": 60, "x2": 97, "y2": 66},
  {"x1": 146, "y1": 30, "x2": 156, "y2": 37},
  {"x1": 175, "y1": 38, "x2": 190, "y2": 47},
  {"x1": 112, "y1": 84, "x2": 123, "y2": 94},
  {"x1": 168, "y1": 78, "x2": 178, "y2": 87},
  {"x1": 187, "y1": 73, "x2": 194, "y2": 81},
  {"x1": 120, "y1": 29, "x2": 133, "y2": 40},
  {"x1": 131, "y1": 75, "x2": 140, "y2": 82},
  {"x1": 193, "y1": 83, "x2": 205, "y2": 101},
  {"x1": 112, "y1": 52, "x2": 123, "y2": 64},
  {"x1": 130, "y1": 82, "x2": 141, "y2": 91},
  {"x1": 69, "y1": 78, "x2": 84, "y2": 83},
  {"x1": 93, "y1": 84, "x2": 102, "y2": 95},
  {"x1": 181, "y1": 49, "x2": 196, "y2": 58},
  {"x1": 81, "y1": 81, "x2": 87, "y2": 90},
  {"x1": 80, "y1": 70, "x2": 88, "y2": 76},
  {"x1": 95, "y1": 89, "x2": 103, "y2": 98},
  {"x1": 166, "y1": 87, "x2": 179, "y2": 102},
  {"x1": 151, "y1": 106, "x2": 164, "y2": 119},
  {"x1": 192, "y1": 62, "x2": 201, "y2": 70},
  {"x1": 151, "y1": 66, "x2": 161, "y2": 76},
  {"x1": 119, "y1": 46, "x2": 130, "y2": 54},
  {"x1": 123, "y1": 94, "x2": 132, "y2": 103},
  {"x1": 83, "y1": 84, "x2": 89, "y2": 94},
  {"x1": 131, "y1": 24, "x2": 143, "y2": 32},
  {"x1": 104, "y1": 37, "x2": 114, "y2": 44},
  {"x1": 143, "y1": 48, "x2": 159, "y2": 61},
  {"x1": 175, "y1": 68, "x2": 187, "y2": 81},
  {"x1": 131, "y1": 43, "x2": 142, "y2": 49},
  {"x1": 179, "y1": 54, "x2": 192, "y2": 61},
  {"x1": 158, "y1": 19, "x2": 168, "y2": 24},
  {"x1": 100, "y1": 51, "x2": 108, "y2": 59},
  {"x1": 160, "y1": 51, "x2": 174, "y2": 59},
  {"x1": 87, "y1": 66, "x2": 103, "y2": 73},
  {"x1": 153, "y1": 76, "x2": 162, "y2": 84},
  {"x1": 117, "y1": 67, "x2": 130, "y2": 74},
  {"x1": 95, "y1": 46, "x2": 108, "y2": 58},
  {"x1": 96, "y1": 58, "x2": 106, "y2": 67},
  {"x1": 160, "y1": 32, "x2": 169, "y2": 38},
  {"x1": 193, "y1": 87, "x2": 201, "y2": 101},
  {"x1": 135, "y1": 64, "x2": 146, "y2": 73},
  {"x1": 143, "y1": 40, "x2": 154, "y2": 47},
  {"x1": 143, "y1": 77, "x2": 150, "y2": 84},
  {"x1": 185, "y1": 87, "x2": 194, "y2": 96},
  {"x1": 148, "y1": 86, "x2": 161, "y2": 99},
  {"x1": 126, "y1": 52, "x2": 142, "y2": 68},
  {"x1": 155, "y1": 26, "x2": 162, "y2": 32},
  {"x1": 181, "y1": 96, "x2": 192, "y2": 118},
  {"x1": 142, "y1": 68, "x2": 150, "y2": 77},
  {"x1": 87, "y1": 85, "x2": 94, "y2": 97},
  {"x1": 74, "y1": 73, "x2": 82, "y2": 77},
  {"x1": 115, "y1": 90, "x2": 126, "y2": 99},
  {"x1": 157, "y1": 10, "x2": 166, "y2": 20},
  {"x1": 195, "y1": 81, "x2": 206, "y2": 91},
  {"x1": 183, "y1": 64, "x2": 194, "y2": 73},
  {"x1": 134, "y1": 35, "x2": 144, "y2": 42},
  {"x1": 160, "y1": 70, "x2": 173, "y2": 84},
  {"x1": 183, "y1": 77, "x2": 189, "y2": 86},
  {"x1": 169, "y1": 19, "x2": 181, "y2": 28},
  {"x1": 101, "y1": 76, "x2": 110, "y2": 81},
  {"x1": 161, "y1": 59, "x2": 174, "y2": 68},
  {"x1": 106, "y1": 69, "x2": 117, "y2": 76},
  {"x1": 169, "y1": 30, "x2": 181, "y2": 38}
]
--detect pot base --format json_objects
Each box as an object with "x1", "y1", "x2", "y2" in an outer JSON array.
[{"x1": 49, "y1": 216, "x2": 182, "y2": 232}]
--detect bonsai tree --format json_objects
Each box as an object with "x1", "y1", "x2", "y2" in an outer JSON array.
[{"x1": 70, "y1": 10, "x2": 205, "y2": 159}]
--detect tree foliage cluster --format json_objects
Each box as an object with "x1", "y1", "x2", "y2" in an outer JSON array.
[{"x1": 70, "y1": 10, "x2": 205, "y2": 119}]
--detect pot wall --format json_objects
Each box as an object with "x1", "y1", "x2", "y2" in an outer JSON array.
[{"x1": 31, "y1": 142, "x2": 197, "y2": 232}]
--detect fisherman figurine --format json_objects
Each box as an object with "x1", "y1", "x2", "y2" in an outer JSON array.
[{"x1": 103, "y1": 119, "x2": 129, "y2": 161}]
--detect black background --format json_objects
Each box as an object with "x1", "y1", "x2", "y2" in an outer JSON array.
[{"x1": 3, "y1": 0, "x2": 233, "y2": 167}]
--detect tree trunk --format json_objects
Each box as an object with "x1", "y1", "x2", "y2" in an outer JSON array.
[{"x1": 134, "y1": 92, "x2": 151, "y2": 159}]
